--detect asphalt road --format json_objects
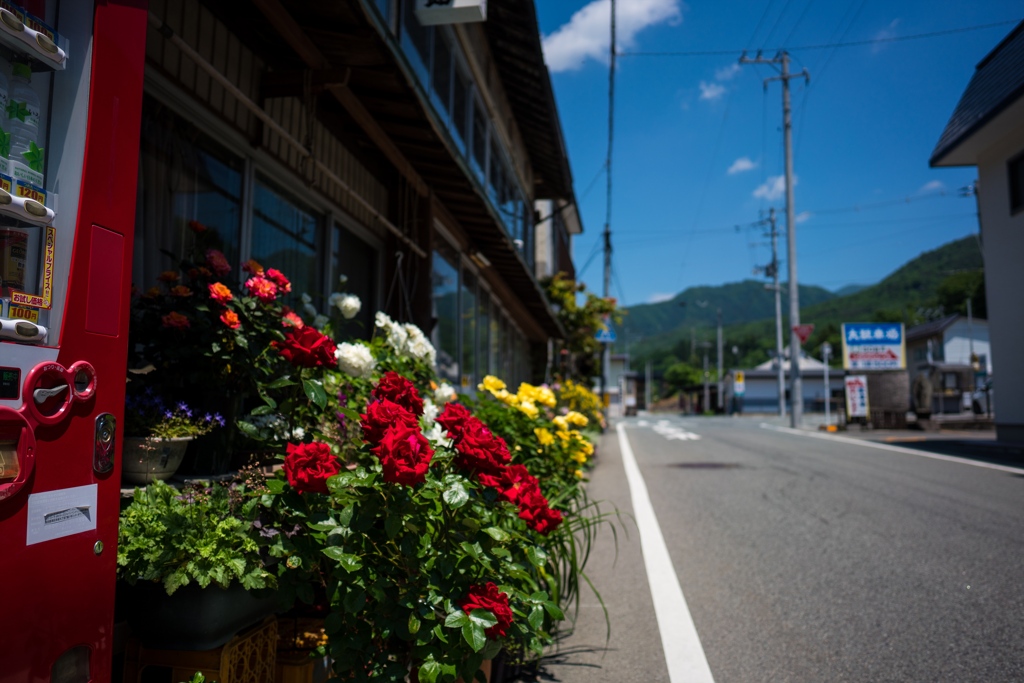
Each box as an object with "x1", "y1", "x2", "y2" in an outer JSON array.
[{"x1": 539, "y1": 414, "x2": 1024, "y2": 683}]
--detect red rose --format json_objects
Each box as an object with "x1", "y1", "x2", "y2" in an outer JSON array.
[
  {"x1": 265, "y1": 268, "x2": 292, "y2": 293},
  {"x1": 360, "y1": 399, "x2": 418, "y2": 445},
  {"x1": 453, "y1": 420, "x2": 511, "y2": 477},
  {"x1": 284, "y1": 441, "x2": 341, "y2": 494},
  {"x1": 524, "y1": 505, "x2": 563, "y2": 535},
  {"x1": 487, "y1": 464, "x2": 539, "y2": 505},
  {"x1": 372, "y1": 423, "x2": 433, "y2": 486},
  {"x1": 460, "y1": 583, "x2": 513, "y2": 639},
  {"x1": 436, "y1": 402, "x2": 473, "y2": 440},
  {"x1": 272, "y1": 326, "x2": 338, "y2": 368},
  {"x1": 372, "y1": 371, "x2": 424, "y2": 416}
]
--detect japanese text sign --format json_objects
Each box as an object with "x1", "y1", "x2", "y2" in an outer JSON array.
[{"x1": 841, "y1": 322, "x2": 904, "y2": 370}]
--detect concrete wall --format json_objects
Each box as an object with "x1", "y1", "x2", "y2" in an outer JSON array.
[
  {"x1": 943, "y1": 319, "x2": 992, "y2": 375},
  {"x1": 976, "y1": 122, "x2": 1024, "y2": 440}
]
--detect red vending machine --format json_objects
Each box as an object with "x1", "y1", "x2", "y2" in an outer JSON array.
[{"x1": 0, "y1": 1, "x2": 146, "y2": 681}]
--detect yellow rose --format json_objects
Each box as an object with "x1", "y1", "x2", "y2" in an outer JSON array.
[
  {"x1": 535, "y1": 386, "x2": 557, "y2": 408},
  {"x1": 566, "y1": 411, "x2": 589, "y2": 427},
  {"x1": 574, "y1": 469, "x2": 584, "y2": 479},
  {"x1": 571, "y1": 450, "x2": 587, "y2": 464},
  {"x1": 517, "y1": 400, "x2": 539, "y2": 419},
  {"x1": 480, "y1": 375, "x2": 507, "y2": 393},
  {"x1": 553, "y1": 416, "x2": 569, "y2": 431},
  {"x1": 534, "y1": 427, "x2": 555, "y2": 447}
]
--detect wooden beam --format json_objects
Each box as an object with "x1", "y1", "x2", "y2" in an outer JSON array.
[{"x1": 249, "y1": 0, "x2": 429, "y2": 196}]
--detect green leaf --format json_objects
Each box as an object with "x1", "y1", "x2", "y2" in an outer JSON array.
[
  {"x1": 337, "y1": 505, "x2": 355, "y2": 527},
  {"x1": 444, "y1": 611, "x2": 469, "y2": 628},
  {"x1": 322, "y1": 547, "x2": 362, "y2": 572},
  {"x1": 259, "y1": 393, "x2": 277, "y2": 409},
  {"x1": 385, "y1": 513, "x2": 403, "y2": 539},
  {"x1": 418, "y1": 660, "x2": 440, "y2": 683},
  {"x1": 490, "y1": 547, "x2": 511, "y2": 559},
  {"x1": 528, "y1": 605, "x2": 544, "y2": 630},
  {"x1": 432, "y1": 623, "x2": 449, "y2": 644},
  {"x1": 543, "y1": 601, "x2": 565, "y2": 621},
  {"x1": 251, "y1": 404, "x2": 274, "y2": 416},
  {"x1": 324, "y1": 611, "x2": 344, "y2": 634},
  {"x1": 264, "y1": 478, "x2": 286, "y2": 494},
  {"x1": 303, "y1": 379, "x2": 328, "y2": 410},
  {"x1": 468, "y1": 609, "x2": 497, "y2": 629},
  {"x1": 462, "y1": 621, "x2": 486, "y2": 652},
  {"x1": 443, "y1": 481, "x2": 469, "y2": 509},
  {"x1": 483, "y1": 526, "x2": 510, "y2": 542},
  {"x1": 526, "y1": 545, "x2": 548, "y2": 567},
  {"x1": 266, "y1": 376, "x2": 296, "y2": 389},
  {"x1": 408, "y1": 613, "x2": 421, "y2": 635},
  {"x1": 343, "y1": 589, "x2": 366, "y2": 614},
  {"x1": 236, "y1": 420, "x2": 263, "y2": 440}
]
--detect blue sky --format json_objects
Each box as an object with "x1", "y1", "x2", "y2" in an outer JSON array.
[{"x1": 535, "y1": 1, "x2": 1021, "y2": 306}]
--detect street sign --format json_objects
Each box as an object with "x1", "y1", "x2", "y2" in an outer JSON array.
[
  {"x1": 733, "y1": 371, "x2": 745, "y2": 396},
  {"x1": 841, "y1": 322, "x2": 905, "y2": 370},
  {"x1": 595, "y1": 323, "x2": 617, "y2": 344},
  {"x1": 844, "y1": 375, "x2": 870, "y2": 418},
  {"x1": 415, "y1": 0, "x2": 487, "y2": 25},
  {"x1": 793, "y1": 323, "x2": 815, "y2": 344}
]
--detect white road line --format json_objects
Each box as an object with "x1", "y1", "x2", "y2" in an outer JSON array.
[
  {"x1": 617, "y1": 423, "x2": 716, "y2": 683},
  {"x1": 759, "y1": 423, "x2": 1024, "y2": 475}
]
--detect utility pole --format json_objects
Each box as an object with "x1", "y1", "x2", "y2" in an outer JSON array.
[
  {"x1": 600, "y1": 0, "x2": 616, "y2": 410},
  {"x1": 741, "y1": 50, "x2": 809, "y2": 428},
  {"x1": 702, "y1": 345, "x2": 710, "y2": 415},
  {"x1": 768, "y1": 208, "x2": 786, "y2": 417},
  {"x1": 716, "y1": 308, "x2": 724, "y2": 411},
  {"x1": 822, "y1": 342, "x2": 832, "y2": 426},
  {"x1": 645, "y1": 360, "x2": 652, "y2": 411}
]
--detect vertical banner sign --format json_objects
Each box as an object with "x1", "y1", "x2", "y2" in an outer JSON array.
[
  {"x1": 841, "y1": 322, "x2": 904, "y2": 370},
  {"x1": 844, "y1": 375, "x2": 870, "y2": 418}
]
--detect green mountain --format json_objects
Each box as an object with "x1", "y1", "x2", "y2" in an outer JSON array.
[
  {"x1": 622, "y1": 280, "x2": 836, "y2": 338},
  {"x1": 625, "y1": 235, "x2": 984, "y2": 376}
]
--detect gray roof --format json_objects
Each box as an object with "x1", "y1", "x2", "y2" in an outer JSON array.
[{"x1": 930, "y1": 20, "x2": 1024, "y2": 166}]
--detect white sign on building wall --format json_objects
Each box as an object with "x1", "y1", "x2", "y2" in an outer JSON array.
[
  {"x1": 844, "y1": 375, "x2": 870, "y2": 419},
  {"x1": 415, "y1": 0, "x2": 487, "y2": 25},
  {"x1": 841, "y1": 322, "x2": 905, "y2": 371}
]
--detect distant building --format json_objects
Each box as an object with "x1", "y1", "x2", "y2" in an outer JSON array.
[
  {"x1": 906, "y1": 315, "x2": 991, "y2": 380},
  {"x1": 724, "y1": 349, "x2": 845, "y2": 415},
  {"x1": 931, "y1": 19, "x2": 1024, "y2": 441}
]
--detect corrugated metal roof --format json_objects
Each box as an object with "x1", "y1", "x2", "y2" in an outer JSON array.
[{"x1": 930, "y1": 20, "x2": 1024, "y2": 165}]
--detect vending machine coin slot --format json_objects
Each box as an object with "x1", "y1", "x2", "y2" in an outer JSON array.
[{"x1": 93, "y1": 412, "x2": 114, "y2": 474}]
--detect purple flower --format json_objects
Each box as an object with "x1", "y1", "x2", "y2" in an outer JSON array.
[
  {"x1": 164, "y1": 410, "x2": 173, "y2": 420},
  {"x1": 213, "y1": 413, "x2": 226, "y2": 427}
]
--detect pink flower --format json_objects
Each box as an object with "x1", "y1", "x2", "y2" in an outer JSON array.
[
  {"x1": 205, "y1": 249, "x2": 232, "y2": 277},
  {"x1": 245, "y1": 275, "x2": 278, "y2": 303}
]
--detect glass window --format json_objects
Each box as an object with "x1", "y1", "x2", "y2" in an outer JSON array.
[
  {"x1": 431, "y1": 31, "x2": 453, "y2": 120},
  {"x1": 471, "y1": 98, "x2": 487, "y2": 181},
  {"x1": 461, "y1": 268, "x2": 478, "y2": 390},
  {"x1": 431, "y1": 245, "x2": 459, "y2": 384},
  {"x1": 332, "y1": 225, "x2": 378, "y2": 340},
  {"x1": 452, "y1": 67, "x2": 470, "y2": 151},
  {"x1": 401, "y1": 0, "x2": 431, "y2": 82},
  {"x1": 251, "y1": 177, "x2": 320, "y2": 307},
  {"x1": 478, "y1": 290, "x2": 490, "y2": 377},
  {"x1": 134, "y1": 96, "x2": 243, "y2": 288},
  {"x1": 490, "y1": 306, "x2": 501, "y2": 379}
]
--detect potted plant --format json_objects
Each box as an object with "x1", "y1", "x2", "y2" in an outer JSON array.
[
  {"x1": 121, "y1": 392, "x2": 224, "y2": 484},
  {"x1": 117, "y1": 478, "x2": 282, "y2": 650}
]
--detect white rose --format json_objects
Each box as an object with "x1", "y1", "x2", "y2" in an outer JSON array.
[
  {"x1": 301, "y1": 292, "x2": 313, "y2": 304},
  {"x1": 387, "y1": 321, "x2": 409, "y2": 354},
  {"x1": 303, "y1": 302, "x2": 318, "y2": 318},
  {"x1": 421, "y1": 398, "x2": 439, "y2": 425},
  {"x1": 433, "y1": 383, "x2": 456, "y2": 404},
  {"x1": 328, "y1": 292, "x2": 344, "y2": 310},
  {"x1": 340, "y1": 294, "x2": 361, "y2": 320},
  {"x1": 291, "y1": 426, "x2": 305, "y2": 440},
  {"x1": 335, "y1": 342, "x2": 376, "y2": 378},
  {"x1": 313, "y1": 314, "x2": 329, "y2": 330},
  {"x1": 422, "y1": 421, "x2": 445, "y2": 445}
]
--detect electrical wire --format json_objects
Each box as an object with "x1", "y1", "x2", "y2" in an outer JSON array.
[
  {"x1": 761, "y1": 0, "x2": 795, "y2": 50},
  {"x1": 747, "y1": 0, "x2": 779, "y2": 50},
  {"x1": 619, "y1": 19, "x2": 1019, "y2": 57},
  {"x1": 782, "y1": 0, "x2": 816, "y2": 47}
]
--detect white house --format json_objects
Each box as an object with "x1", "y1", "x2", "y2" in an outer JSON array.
[
  {"x1": 906, "y1": 315, "x2": 991, "y2": 379},
  {"x1": 725, "y1": 349, "x2": 845, "y2": 415},
  {"x1": 931, "y1": 20, "x2": 1024, "y2": 441}
]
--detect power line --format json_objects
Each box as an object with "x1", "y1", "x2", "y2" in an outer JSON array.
[{"x1": 619, "y1": 19, "x2": 1019, "y2": 57}]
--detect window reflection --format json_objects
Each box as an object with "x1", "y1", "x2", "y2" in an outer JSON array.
[
  {"x1": 251, "y1": 177, "x2": 320, "y2": 308},
  {"x1": 431, "y1": 245, "x2": 459, "y2": 384},
  {"x1": 135, "y1": 96, "x2": 242, "y2": 287}
]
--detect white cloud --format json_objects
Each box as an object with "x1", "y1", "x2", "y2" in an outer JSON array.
[
  {"x1": 753, "y1": 175, "x2": 797, "y2": 201},
  {"x1": 918, "y1": 180, "x2": 945, "y2": 194},
  {"x1": 715, "y1": 63, "x2": 741, "y2": 81},
  {"x1": 648, "y1": 292, "x2": 675, "y2": 304},
  {"x1": 795, "y1": 211, "x2": 812, "y2": 224},
  {"x1": 699, "y1": 81, "x2": 726, "y2": 101},
  {"x1": 872, "y1": 19, "x2": 900, "y2": 54},
  {"x1": 542, "y1": 0, "x2": 683, "y2": 73},
  {"x1": 728, "y1": 157, "x2": 757, "y2": 175}
]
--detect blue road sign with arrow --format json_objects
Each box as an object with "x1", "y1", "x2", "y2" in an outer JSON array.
[{"x1": 595, "y1": 324, "x2": 617, "y2": 344}]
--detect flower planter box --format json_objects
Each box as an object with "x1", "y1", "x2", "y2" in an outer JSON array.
[
  {"x1": 121, "y1": 436, "x2": 192, "y2": 485},
  {"x1": 120, "y1": 580, "x2": 282, "y2": 651}
]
